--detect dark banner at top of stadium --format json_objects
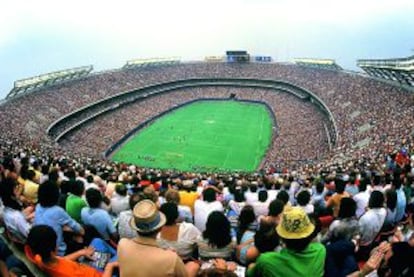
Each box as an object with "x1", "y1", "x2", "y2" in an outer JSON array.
[{"x1": 226, "y1": 50, "x2": 250, "y2": 63}]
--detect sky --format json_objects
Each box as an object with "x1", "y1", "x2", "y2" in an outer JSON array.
[{"x1": 1, "y1": 0, "x2": 413, "y2": 100}]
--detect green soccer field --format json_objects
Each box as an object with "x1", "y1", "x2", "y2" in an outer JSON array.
[{"x1": 111, "y1": 100, "x2": 273, "y2": 172}]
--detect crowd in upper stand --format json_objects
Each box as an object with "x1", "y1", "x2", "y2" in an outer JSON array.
[{"x1": 0, "y1": 63, "x2": 412, "y2": 168}]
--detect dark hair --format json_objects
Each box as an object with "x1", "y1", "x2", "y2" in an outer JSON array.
[
  {"x1": 203, "y1": 188, "x2": 216, "y2": 203},
  {"x1": 27, "y1": 170, "x2": 36, "y2": 181},
  {"x1": 254, "y1": 221, "x2": 279, "y2": 253},
  {"x1": 392, "y1": 176, "x2": 402, "y2": 189},
  {"x1": 115, "y1": 183, "x2": 127, "y2": 196},
  {"x1": 38, "y1": 181, "x2": 60, "y2": 207},
  {"x1": 70, "y1": 180, "x2": 84, "y2": 196},
  {"x1": 334, "y1": 178, "x2": 346, "y2": 193},
  {"x1": 203, "y1": 211, "x2": 231, "y2": 248},
  {"x1": 85, "y1": 188, "x2": 102, "y2": 208},
  {"x1": 237, "y1": 205, "x2": 256, "y2": 243},
  {"x1": 276, "y1": 190, "x2": 289, "y2": 205},
  {"x1": 160, "y1": 202, "x2": 179, "y2": 225},
  {"x1": 250, "y1": 184, "x2": 258, "y2": 193},
  {"x1": 316, "y1": 182, "x2": 324, "y2": 194},
  {"x1": 86, "y1": 175, "x2": 94, "y2": 183},
  {"x1": 258, "y1": 190, "x2": 268, "y2": 203},
  {"x1": 48, "y1": 168, "x2": 59, "y2": 183},
  {"x1": 0, "y1": 177, "x2": 23, "y2": 210},
  {"x1": 296, "y1": 190, "x2": 311, "y2": 206},
  {"x1": 358, "y1": 178, "x2": 367, "y2": 192},
  {"x1": 368, "y1": 191, "x2": 385, "y2": 209},
  {"x1": 27, "y1": 225, "x2": 57, "y2": 264},
  {"x1": 234, "y1": 188, "x2": 245, "y2": 203},
  {"x1": 337, "y1": 197, "x2": 356, "y2": 219},
  {"x1": 283, "y1": 236, "x2": 313, "y2": 252},
  {"x1": 385, "y1": 189, "x2": 397, "y2": 211},
  {"x1": 268, "y1": 199, "x2": 284, "y2": 217},
  {"x1": 129, "y1": 193, "x2": 142, "y2": 210}
]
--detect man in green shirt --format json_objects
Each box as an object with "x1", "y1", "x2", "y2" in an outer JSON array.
[
  {"x1": 65, "y1": 180, "x2": 87, "y2": 222},
  {"x1": 247, "y1": 207, "x2": 326, "y2": 277}
]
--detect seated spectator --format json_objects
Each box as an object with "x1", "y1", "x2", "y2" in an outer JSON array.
[
  {"x1": 383, "y1": 189, "x2": 398, "y2": 230},
  {"x1": 357, "y1": 190, "x2": 387, "y2": 261},
  {"x1": 227, "y1": 188, "x2": 247, "y2": 230},
  {"x1": 81, "y1": 188, "x2": 118, "y2": 242},
  {"x1": 179, "y1": 180, "x2": 199, "y2": 214},
  {"x1": 251, "y1": 190, "x2": 269, "y2": 218},
  {"x1": 110, "y1": 184, "x2": 130, "y2": 216},
  {"x1": 258, "y1": 199, "x2": 284, "y2": 226},
  {"x1": 236, "y1": 205, "x2": 257, "y2": 265},
  {"x1": 0, "y1": 177, "x2": 32, "y2": 243},
  {"x1": 322, "y1": 197, "x2": 359, "y2": 243},
  {"x1": 326, "y1": 178, "x2": 350, "y2": 218},
  {"x1": 296, "y1": 190, "x2": 314, "y2": 214},
  {"x1": 118, "y1": 192, "x2": 143, "y2": 239},
  {"x1": 247, "y1": 207, "x2": 326, "y2": 277},
  {"x1": 312, "y1": 181, "x2": 327, "y2": 216},
  {"x1": 194, "y1": 188, "x2": 223, "y2": 232},
  {"x1": 158, "y1": 202, "x2": 200, "y2": 260},
  {"x1": 26, "y1": 225, "x2": 118, "y2": 277},
  {"x1": 353, "y1": 178, "x2": 370, "y2": 218},
  {"x1": 197, "y1": 211, "x2": 234, "y2": 261},
  {"x1": 165, "y1": 189, "x2": 193, "y2": 223},
  {"x1": 34, "y1": 181, "x2": 84, "y2": 256},
  {"x1": 117, "y1": 200, "x2": 199, "y2": 277},
  {"x1": 65, "y1": 180, "x2": 87, "y2": 223}
]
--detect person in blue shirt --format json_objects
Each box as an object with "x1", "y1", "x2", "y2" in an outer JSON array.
[
  {"x1": 81, "y1": 188, "x2": 119, "y2": 243},
  {"x1": 34, "y1": 181, "x2": 85, "y2": 256}
]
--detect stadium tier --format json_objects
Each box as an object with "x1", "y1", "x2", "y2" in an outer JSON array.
[
  {"x1": 293, "y1": 58, "x2": 343, "y2": 71},
  {"x1": 6, "y1": 65, "x2": 93, "y2": 99},
  {"x1": 0, "y1": 58, "x2": 413, "y2": 277},
  {"x1": 357, "y1": 55, "x2": 414, "y2": 87},
  {"x1": 0, "y1": 61, "x2": 412, "y2": 171}
]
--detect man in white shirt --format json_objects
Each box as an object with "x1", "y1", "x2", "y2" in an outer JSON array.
[{"x1": 194, "y1": 188, "x2": 223, "y2": 231}]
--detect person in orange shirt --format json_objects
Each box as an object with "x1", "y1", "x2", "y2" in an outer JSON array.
[
  {"x1": 326, "y1": 178, "x2": 350, "y2": 218},
  {"x1": 26, "y1": 225, "x2": 118, "y2": 277}
]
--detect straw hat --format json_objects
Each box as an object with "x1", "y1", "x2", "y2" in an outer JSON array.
[{"x1": 130, "y1": 200, "x2": 166, "y2": 233}]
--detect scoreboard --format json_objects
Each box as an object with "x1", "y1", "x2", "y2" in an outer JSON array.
[{"x1": 226, "y1": 50, "x2": 250, "y2": 63}]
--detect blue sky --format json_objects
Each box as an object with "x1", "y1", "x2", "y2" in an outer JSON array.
[{"x1": 1, "y1": 0, "x2": 413, "y2": 99}]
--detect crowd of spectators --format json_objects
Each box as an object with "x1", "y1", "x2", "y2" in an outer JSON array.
[
  {"x1": 0, "y1": 62, "x2": 412, "y2": 170},
  {"x1": 0, "y1": 61, "x2": 413, "y2": 276},
  {"x1": 0, "y1": 141, "x2": 413, "y2": 276}
]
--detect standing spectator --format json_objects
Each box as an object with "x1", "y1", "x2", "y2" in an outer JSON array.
[
  {"x1": 236, "y1": 205, "x2": 257, "y2": 265},
  {"x1": 296, "y1": 190, "x2": 314, "y2": 214}
]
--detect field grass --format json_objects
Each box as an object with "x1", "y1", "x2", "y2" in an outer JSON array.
[{"x1": 111, "y1": 100, "x2": 273, "y2": 172}]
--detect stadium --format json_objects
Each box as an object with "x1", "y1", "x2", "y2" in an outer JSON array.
[{"x1": 0, "y1": 51, "x2": 414, "y2": 277}]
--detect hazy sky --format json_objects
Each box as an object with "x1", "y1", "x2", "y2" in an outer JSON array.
[{"x1": 1, "y1": 0, "x2": 413, "y2": 99}]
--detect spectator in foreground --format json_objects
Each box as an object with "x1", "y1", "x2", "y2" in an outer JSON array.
[
  {"x1": 26, "y1": 225, "x2": 118, "y2": 277},
  {"x1": 247, "y1": 207, "x2": 326, "y2": 277},
  {"x1": 117, "y1": 200, "x2": 199, "y2": 277}
]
